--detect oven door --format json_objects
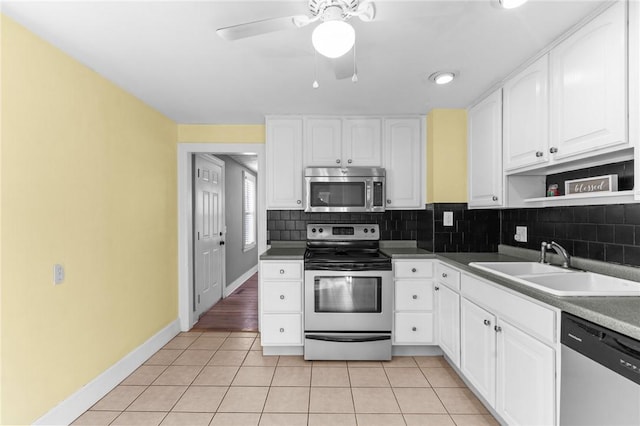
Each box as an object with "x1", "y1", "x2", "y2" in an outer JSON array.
[{"x1": 304, "y1": 269, "x2": 393, "y2": 332}]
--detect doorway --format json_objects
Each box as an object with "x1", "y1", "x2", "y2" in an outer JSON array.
[{"x1": 178, "y1": 143, "x2": 266, "y2": 331}]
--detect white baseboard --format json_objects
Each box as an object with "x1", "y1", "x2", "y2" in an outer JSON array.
[
  {"x1": 34, "y1": 319, "x2": 181, "y2": 426},
  {"x1": 223, "y1": 264, "x2": 258, "y2": 298}
]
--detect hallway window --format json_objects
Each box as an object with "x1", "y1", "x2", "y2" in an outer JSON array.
[{"x1": 243, "y1": 171, "x2": 256, "y2": 251}]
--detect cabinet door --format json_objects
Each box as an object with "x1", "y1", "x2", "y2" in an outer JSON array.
[
  {"x1": 460, "y1": 298, "x2": 496, "y2": 406},
  {"x1": 550, "y1": 1, "x2": 627, "y2": 160},
  {"x1": 383, "y1": 118, "x2": 423, "y2": 208},
  {"x1": 304, "y1": 117, "x2": 343, "y2": 167},
  {"x1": 266, "y1": 118, "x2": 303, "y2": 208},
  {"x1": 342, "y1": 118, "x2": 382, "y2": 167},
  {"x1": 436, "y1": 284, "x2": 460, "y2": 368},
  {"x1": 496, "y1": 319, "x2": 555, "y2": 426},
  {"x1": 468, "y1": 90, "x2": 503, "y2": 208},
  {"x1": 503, "y1": 56, "x2": 549, "y2": 171}
]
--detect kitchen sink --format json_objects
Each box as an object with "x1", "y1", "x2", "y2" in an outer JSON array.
[{"x1": 469, "y1": 262, "x2": 640, "y2": 297}]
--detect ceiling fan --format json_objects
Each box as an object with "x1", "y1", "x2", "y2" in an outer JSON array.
[{"x1": 216, "y1": 0, "x2": 376, "y2": 59}]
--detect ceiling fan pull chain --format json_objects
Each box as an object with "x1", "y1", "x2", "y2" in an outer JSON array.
[
  {"x1": 313, "y1": 48, "x2": 320, "y2": 89},
  {"x1": 352, "y1": 40, "x2": 358, "y2": 83}
]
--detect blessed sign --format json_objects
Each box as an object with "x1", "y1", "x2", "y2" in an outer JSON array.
[{"x1": 565, "y1": 174, "x2": 618, "y2": 195}]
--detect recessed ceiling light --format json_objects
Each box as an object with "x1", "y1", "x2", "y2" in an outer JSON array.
[
  {"x1": 429, "y1": 72, "x2": 456, "y2": 85},
  {"x1": 499, "y1": 0, "x2": 529, "y2": 9}
]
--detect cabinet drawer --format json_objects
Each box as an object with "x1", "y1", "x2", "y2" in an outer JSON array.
[
  {"x1": 437, "y1": 262, "x2": 461, "y2": 291},
  {"x1": 394, "y1": 313, "x2": 434, "y2": 344},
  {"x1": 394, "y1": 260, "x2": 434, "y2": 279},
  {"x1": 261, "y1": 314, "x2": 302, "y2": 345},
  {"x1": 261, "y1": 261, "x2": 302, "y2": 280},
  {"x1": 461, "y1": 274, "x2": 556, "y2": 343},
  {"x1": 262, "y1": 282, "x2": 302, "y2": 313},
  {"x1": 395, "y1": 280, "x2": 434, "y2": 311}
]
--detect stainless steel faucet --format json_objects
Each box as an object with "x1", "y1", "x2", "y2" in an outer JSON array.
[{"x1": 540, "y1": 241, "x2": 571, "y2": 268}]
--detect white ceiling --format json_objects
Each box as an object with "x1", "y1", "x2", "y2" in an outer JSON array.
[{"x1": 2, "y1": 0, "x2": 610, "y2": 124}]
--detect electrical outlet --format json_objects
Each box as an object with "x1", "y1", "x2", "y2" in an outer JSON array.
[
  {"x1": 54, "y1": 264, "x2": 64, "y2": 285},
  {"x1": 514, "y1": 226, "x2": 528, "y2": 243},
  {"x1": 443, "y1": 211, "x2": 454, "y2": 227}
]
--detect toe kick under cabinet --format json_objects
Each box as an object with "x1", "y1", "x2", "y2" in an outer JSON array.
[
  {"x1": 393, "y1": 259, "x2": 436, "y2": 345},
  {"x1": 259, "y1": 260, "x2": 304, "y2": 351}
]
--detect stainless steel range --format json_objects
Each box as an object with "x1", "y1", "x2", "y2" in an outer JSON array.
[{"x1": 303, "y1": 224, "x2": 393, "y2": 361}]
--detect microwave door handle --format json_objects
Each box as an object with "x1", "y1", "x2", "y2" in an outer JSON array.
[{"x1": 366, "y1": 180, "x2": 372, "y2": 209}]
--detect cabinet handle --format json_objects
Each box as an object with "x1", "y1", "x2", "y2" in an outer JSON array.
[
  {"x1": 336, "y1": 159, "x2": 341, "y2": 164},
  {"x1": 348, "y1": 159, "x2": 353, "y2": 164},
  {"x1": 494, "y1": 325, "x2": 502, "y2": 333},
  {"x1": 483, "y1": 319, "x2": 491, "y2": 326},
  {"x1": 492, "y1": 195, "x2": 498, "y2": 202},
  {"x1": 279, "y1": 269, "x2": 285, "y2": 274},
  {"x1": 296, "y1": 200, "x2": 302, "y2": 205},
  {"x1": 535, "y1": 151, "x2": 544, "y2": 158},
  {"x1": 434, "y1": 286, "x2": 440, "y2": 291},
  {"x1": 386, "y1": 199, "x2": 392, "y2": 204},
  {"x1": 549, "y1": 147, "x2": 558, "y2": 154},
  {"x1": 412, "y1": 327, "x2": 417, "y2": 332},
  {"x1": 411, "y1": 268, "x2": 417, "y2": 273},
  {"x1": 279, "y1": 328, "x2": 285, "y2": 333},
  {"x1": 279, "y1": 295, "x2": 285, "y2": 300},
  {"x1": 442, "y1": 273, "x2": 448, "y2": 278},
  {"x1": 412, "y1": 295, "x2": 418, "y2": 299}
]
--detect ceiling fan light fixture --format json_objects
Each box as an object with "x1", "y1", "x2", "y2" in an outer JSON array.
[
  {"x1": 312, "y1": 20, "x2": 355, "y2": 58},
  {"x1": 499, "y1": 0, "x2": 528, "y2": 9},
  {"x1": 429, "y1": 71, "x2": 456, "y2": 85}
]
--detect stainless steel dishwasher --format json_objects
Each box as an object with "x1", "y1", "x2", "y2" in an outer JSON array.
[{"x1": 560, "y1": 312, "x2": 640, "y2": 426}]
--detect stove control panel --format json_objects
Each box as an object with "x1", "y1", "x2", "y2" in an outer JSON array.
[{"x1": 307, "y1": 224, "x2": 380, "y2": 241}]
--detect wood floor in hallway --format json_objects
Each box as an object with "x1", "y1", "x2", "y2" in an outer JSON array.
[{"x1": 192, "y1": 272, "x2": 258, "y2": 331}]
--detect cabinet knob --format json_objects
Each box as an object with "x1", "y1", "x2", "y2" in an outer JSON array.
[
  {"x1": 336, "y1": 159, "x2": 341, "y2": 164},
  {"x1": 279, "y1": 328, "x2": 285, "y2": 333},
  {"x1": 411, "y1": 268, "x2": 417, "y2": 273},
  {"x1": 279, "y1": 269, "x2": 285, "y2": 274},
  {"x1": 296, "y1": 200, "x2": 302, "y2": 205},
  {"x1": 535, "y1": 151, "x2": 544, "y2": 158},
  {"x1": 434, "y1": 286, "x2": 440, "y2": 291},
  {"x1": 483, "y1": 319, "x2": 491, "y2": 326},
  {"x1": 412, "y1": 327, "x2": 417, "y2": 332},
  {"x1": 549, "y1": 147, "x2": 558, "y2": 154},
  {"x1": 386, "y1": 199, "x2": 392, "y2": 204},
  {"x1": 280, "y1": 295, "x2": 285, "y2": 300},
  {"x1": 494, "y1": 325, "x2": 502, "y2": 333},
  {"x1": 492, "y1": 195, "x2": 498, "y2": 202},
  {"x1": 412, "y1": 294, "x2": 418, "y2": 300},
  {"x1": 348, "y1": 159, "x2": 353, "y2": 164},
  {"x1": 442, "y1": 273, "x2": 448, "y2": 278}
]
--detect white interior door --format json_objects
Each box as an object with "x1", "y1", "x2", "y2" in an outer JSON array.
[{"x1": 194, "y1": 154, "x2": 225, "y2": 318}]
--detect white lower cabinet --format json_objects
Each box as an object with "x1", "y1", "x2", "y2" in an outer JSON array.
[
  {"x1": 435, "y1": 263, "x2": 461, "y2": 367},
  {"x1": 393, "y1": 259, "x2": 435, "y2": 345},
  {"x1": 259, "y1": 260, "x2": 303, "y2": 346},
  {"x1": 460, "y1": 273, "x2": 557, "y2": 425}
]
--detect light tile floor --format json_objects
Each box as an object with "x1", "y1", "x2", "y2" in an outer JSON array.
[{"x1": 73, "y1": 331, "x2": 499, "y2": 426}]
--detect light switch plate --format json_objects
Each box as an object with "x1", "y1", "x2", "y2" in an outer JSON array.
[
  {"x1": 514, "y1": 226, "x2": 528, "y2": 243},
  {"x1": 54, "y1": 264, "x2": 64, "y2": 285},
  {"x1": 443, "y1": 211, "x2": 454, "y2": 227}
]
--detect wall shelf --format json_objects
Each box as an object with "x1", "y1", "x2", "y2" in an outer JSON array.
[{"x1": 521, "y1": 190, "x2": 636, "y2": 207}]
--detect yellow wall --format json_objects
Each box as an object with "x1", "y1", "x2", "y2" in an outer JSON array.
[
  {"x1": 178, "y1": 124, "x2": 265, "y2": 143},
  {"x1": 427, "y1": 109, "x2": 468, "y2": 203},
  {"x1": 1, "y1": 15, "x2": 178, "y2": 424}
]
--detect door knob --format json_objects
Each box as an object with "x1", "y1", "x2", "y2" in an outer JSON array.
[
  {"x1": 550, "y1": 147, "x2": 558, "y2": 154},
  {"x1": 535, "y1": 151, "x2": 544, "y2": 157},
  {"x1": 336, "y1": 159, "x2": 341, "y2": 164},
  {"x1": 412, "y1": 295, "x2": 418, "y2": 299},
  {"x1": 492, "y1": 195, "x2": 498, "y2": 201},
  {"x1": 220, "y1": 241, "x2": 225, "y2": 246},
  {"x1": 434, "y1": 286, "x2": 440, "y2": 291},
  {"x1": 484, "y1": 319, "x2": 491, "y2": 326}
]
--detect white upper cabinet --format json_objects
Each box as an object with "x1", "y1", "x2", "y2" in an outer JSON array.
[
  {"x1": 550, "y1": 1, "x2": 628, "y2": 160},
  {"x1": 468, "y1": 89, "x2": 503, "y2": 208},
  {"x1": 342, "y1": 118, "x2": 383, "y2": 167},
  {"x1": 266, "y1": 117, "x2": 304, "y2": 209},
  {"x1": 304, "y1": 117, "x2": 382, "y2": 168},
  {"x1": 383, "y1": 117, "x2": 424, "y2": 209},
  {"x1": 503, "y1": 55, "x2": 550, "y2": 171}
]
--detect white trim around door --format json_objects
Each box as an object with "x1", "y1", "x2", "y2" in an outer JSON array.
[{"x1": 177, "y1": 143, "x2": 266, "y2": 331}]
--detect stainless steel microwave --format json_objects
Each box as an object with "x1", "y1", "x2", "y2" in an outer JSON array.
[{"x1": 304, "y1": 167, "x2": 386, "y2": 213}]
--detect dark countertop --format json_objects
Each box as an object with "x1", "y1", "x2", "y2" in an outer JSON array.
[
  {"x1": 438, "y1": 252, "x2": 640, "y2": 341},
  {"x1": 259, "y1": 242, "x2": 306, "y2": 260}
]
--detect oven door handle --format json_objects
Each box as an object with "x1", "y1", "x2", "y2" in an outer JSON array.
[{"x1": 305, "y1": 334, "x2": 391, "y2": 343}]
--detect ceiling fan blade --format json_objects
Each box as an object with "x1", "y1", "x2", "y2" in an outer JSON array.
[
  {"x1": 216, "y1": 15, "x2": 307, "y2": 41},
  {"x1": 332, "y1": 50, "x2": 355, "y2": 80}
]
